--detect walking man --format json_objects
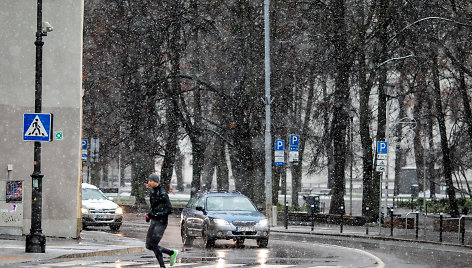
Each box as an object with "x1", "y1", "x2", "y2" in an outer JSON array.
[{"x1": 145, "y1": 173, "x2": 178, "y2": 267}]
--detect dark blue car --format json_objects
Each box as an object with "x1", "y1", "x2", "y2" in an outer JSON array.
[{"x1": 180, "y1": 191, "x2": 269, "y2": 248}]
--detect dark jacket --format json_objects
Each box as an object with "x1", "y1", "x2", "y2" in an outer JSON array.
[{"x1": 148, "y1": 185, "x2": 173, "y2": 224}]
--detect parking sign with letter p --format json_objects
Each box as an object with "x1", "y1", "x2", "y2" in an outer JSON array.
[{"x1": 377, "y1": 141, "x2": 388, "y2": 154}]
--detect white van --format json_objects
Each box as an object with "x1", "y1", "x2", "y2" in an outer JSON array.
[{"x1": 81, "y1": 183, "x2": 123, "y2": 231}]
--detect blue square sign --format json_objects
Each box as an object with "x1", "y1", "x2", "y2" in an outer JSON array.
[
  {"x1": 377, "y1": 141, "x2": 388, "y2": 154},
  {"x1": 23, "y1": 113, "x2": 53, "y2": 142}
]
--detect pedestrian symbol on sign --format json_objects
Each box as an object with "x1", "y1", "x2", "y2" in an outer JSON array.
[{"x1": 25, "y1": 116, "x2": 48, "y2": 137}]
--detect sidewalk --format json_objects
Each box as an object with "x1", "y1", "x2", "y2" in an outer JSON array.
[
  {"x1": 272, "y1": 207, "x2": 472, "y2": 248},
  {"x1": 0, "y1": 231, "x2": 145, "y2": 267}
]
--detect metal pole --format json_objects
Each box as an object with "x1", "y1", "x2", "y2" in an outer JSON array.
[
  {"x1": 390, "y1": 209, "x2": 394, "y2": 236},
  {"x1": 349, "y1": 116, "x2": 353, "y2": 216},
  {"x1": 379, "y1": 173, "x2": 382, "y2": 235},
  {"x1": 461, "y1": 218, "x2": 465, "y2": 245},
  {"x1": 366, "y1": 207, "x2": 369, "y2": 235},
  {"x1": 264, "y1": 0, "x2": 272, "y2": 224},
  {"x1": 26, "y1": 0, "x2": 46, "y2": 253},
  {"x1": 423, "y1": 136, "x2": 427, "y2": 214},
  {"x1": 311, "y1": 204, "x2": 315, "y2": 231},
  {"x1": 284, "y1": 201, "x2": 288, "y2": 229},
  {"x1": 117, "y1": 149, "x2": 121, "y2": 203},
  {"x1": 439, "y1": 214, "x2": 443, "y2": 242},
  {"x1": 385, "y1": 99, "x2": 390, "y2": 219},
  {"x1": 415, "y1": 212, "x2": 419, "y2": 239}
]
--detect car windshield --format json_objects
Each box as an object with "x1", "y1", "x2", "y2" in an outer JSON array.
[
  {"x1": 82, "y1": 188, "x2": 108, "y2": 200},
  {"x1": 206, "y1": 196, "x2": 256, "y2": 211}
]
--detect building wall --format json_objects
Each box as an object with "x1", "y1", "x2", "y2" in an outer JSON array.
[{"x1": 0, "y1": 0, "x2": 84, "y2": 238}]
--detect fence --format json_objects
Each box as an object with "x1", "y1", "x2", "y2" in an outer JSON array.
[{"x1": 278, "y1": 209, "x2": 472, "y2": 246}]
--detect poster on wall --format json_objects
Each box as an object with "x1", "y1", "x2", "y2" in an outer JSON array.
[{"x1": 6, "y1": 181, "x2": 22, "y2": 203}]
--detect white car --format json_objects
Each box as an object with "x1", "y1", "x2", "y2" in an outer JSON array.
[{"x1": 81, "y1": 183, "x2": 123, "y2": 231}]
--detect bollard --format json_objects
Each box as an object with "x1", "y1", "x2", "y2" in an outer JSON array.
[
  {"x1": 390, "y1": 209, "x2": 394, "y2": 236},
  {"x1": 439, "y1": 214, "x2": 443, "y2": 242},
  {"x1": 366, "y1": 207, "x2": 369, "y2": 235},
  {"x1": 284, "y1": 202, "x2": 288, "y2": 229},
  {"x1": 415, "y1": 212, "x2": 419, "y2": 239},
  {"x1": 461, "y1": 218, "x2": 465, "y2": 245},
  {"x1": 340, "y1": 206, "x2": 344, "y2": 234},
  {"x1": 311, "y1": 204, "x2": 315, "y2": 231}
]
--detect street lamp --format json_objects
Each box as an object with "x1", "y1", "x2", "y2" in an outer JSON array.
[{"x1": 25, "y1": 0, "x2": 53, "y2": 253}]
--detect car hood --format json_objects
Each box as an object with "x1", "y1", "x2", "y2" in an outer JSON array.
[
  {"x1": 82, "y1": 199, "x2": 118, "y2": 210},
  {"x1": 207, "y1": 211, "x2": 266, "y2": 223}
]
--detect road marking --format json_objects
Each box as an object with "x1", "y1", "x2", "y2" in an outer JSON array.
[{"x1": 316, "y1": 243, "x2": 385, "y2": 268}]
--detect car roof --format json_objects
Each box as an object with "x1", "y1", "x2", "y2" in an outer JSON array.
[
  {"x1": 197, "y1": 191, "x2": 247, "y2": 198},
  {"x1": 81, "y1": 183, "x2": 99, "y2": 189}
]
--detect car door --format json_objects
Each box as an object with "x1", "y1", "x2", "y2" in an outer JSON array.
[{"x1": 192, "y1": 196, "x2": 206, "y2": 234}]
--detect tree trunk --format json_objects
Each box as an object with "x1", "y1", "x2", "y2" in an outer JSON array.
[
  {"x1": 175, "y1": 146, "x2": 184, "y2": 192},
  {"x1": 132, "y1": 150, "x2": 153, "y2": 206},
  {"x1": 202, "y1": 137, "x2": 216, "y2": 190},
  {"x1": 291, "y1": 74, "x2": 315, "y2": 209},
  {"x1": 216, "y1": 140, "x2": 229, "y2": 191},
  {"x1": 328, "y1": 0, "x2": 350, "y2": 215},
  {"x1": 430, "y1": 53, "x2": 459, "y2": 217}
]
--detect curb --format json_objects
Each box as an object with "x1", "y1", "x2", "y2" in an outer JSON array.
[{"x1": 55, "y1": 246, "x2": 146, "y2": 259}]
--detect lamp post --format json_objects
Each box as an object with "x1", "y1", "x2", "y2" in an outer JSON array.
[
  {"x1": 26, "y1": 0, "x2": 52, "y2": 253},
  {"x1": 263, "y1": 0, "x2": 272, "y2": 223}
]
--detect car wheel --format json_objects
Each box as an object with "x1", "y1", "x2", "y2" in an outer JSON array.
[
  {"x1": 202, "y1": 225, "x2": 216, "y2": 248},
  {"x1": 110, "y1": 223, "x2": 121, "y2": 231},
  {"x1": 181, "y1": 223, "x2": 194, "y2": 246},
  {"x1": 233, "y1": 238, "x2": 245, "y2": 248},
  {"x1": 82, "y1": 223, "x2": 88, "y2": 230},
  {"x1": 257, "y1": 238, "x2": 268, "y2": 248}
]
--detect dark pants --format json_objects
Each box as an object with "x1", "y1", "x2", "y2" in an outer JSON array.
[{"x1": 146, "y1": 220, "x2": 173, "y2": 267}]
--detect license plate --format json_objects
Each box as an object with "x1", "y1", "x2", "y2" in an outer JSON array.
[
  {"x1": 236, "y1": 226, "x2": 255, "y2": 232},
  {"x1": 96, "y1": 215, "x2": 111, "y2": 220}
]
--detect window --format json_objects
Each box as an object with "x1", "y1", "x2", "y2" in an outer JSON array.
[
  {"x1": 205, "y1": 196, "x2": 256, "y2": 211},
  {"x1": 82, "y1": 188, "x2": 108, "y2": 200}
]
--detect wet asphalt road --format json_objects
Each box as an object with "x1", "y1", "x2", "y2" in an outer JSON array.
[
  {"x1": 112, "y1": 213, "x2": 381, "y2": 267},
  {"x1": 114, "y1": 213, "x2": 472, "y2": 267}
]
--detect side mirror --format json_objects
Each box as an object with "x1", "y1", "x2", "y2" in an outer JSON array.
[
  {"x1": 196, "y1": 206, "x2": 204, "y2": 212},
  {"x1": 108, "y1": 196, "x2": 114, "y2": 201}
]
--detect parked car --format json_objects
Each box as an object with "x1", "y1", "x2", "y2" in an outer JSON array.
[
  {"x1": 81, "y1": 183, "x2": 123, "y2": 231},
  {"x1": 180, "y1": 191, "x2": 269, "y2": 248}
]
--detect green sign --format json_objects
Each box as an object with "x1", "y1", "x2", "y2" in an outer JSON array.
[{"x1": 54, "y1": 131, "x2": 63, "y2": 140}]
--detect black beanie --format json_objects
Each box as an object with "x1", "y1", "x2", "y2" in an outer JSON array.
[{"x1": 148, "y1": 173, "x2": 160, "y2": 183}]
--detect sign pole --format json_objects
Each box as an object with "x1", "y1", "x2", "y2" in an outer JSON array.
[
  {"x1": 26, "y1": 0, "x2": 46, "y2": 253},
  {"x1": 263, "y1": 0, "x2": 272, "y2": 223}
]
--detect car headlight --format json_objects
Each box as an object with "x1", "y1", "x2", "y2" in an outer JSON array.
[
  {"x1": 258, "y1": 219, "x2": 269, "y2": 226},
  {"x1": 213, "y1": 219, "x2": 229, "y2": 226},
  {"x1": 81, "y1": 207, "x2": 89, "y2": 214},
  {"x1": 115, "y1": 207, "x2": 123, "y2": 215}
]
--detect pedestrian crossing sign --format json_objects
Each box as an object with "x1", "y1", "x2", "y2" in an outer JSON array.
[{"x1": 23, "y1": 113, "x2": 53, "y2": 142}]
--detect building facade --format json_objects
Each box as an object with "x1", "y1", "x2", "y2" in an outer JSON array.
[{"x1": 0, "y1": 0, "x2": 84, "y2": 238}]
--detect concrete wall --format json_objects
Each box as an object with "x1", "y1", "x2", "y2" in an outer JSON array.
[{"x1": 0, "y1": 0, "x2": 84, "y2": 238}]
